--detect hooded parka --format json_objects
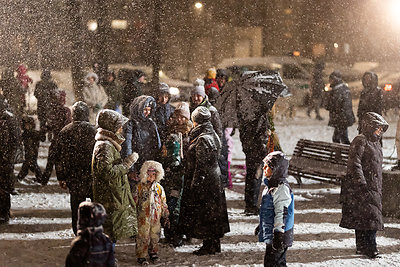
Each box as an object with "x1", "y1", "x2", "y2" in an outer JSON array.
[
  {"x1": 92, "y1": 110, "x2": 137, "y2": 241},
  {"x1": 340, "y1": 112, "x2": 389, "y2": 230}
]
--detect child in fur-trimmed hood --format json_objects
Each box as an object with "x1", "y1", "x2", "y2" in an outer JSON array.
[{"x1": 134, "y1": 160, "x2": 169, "y2": 265}]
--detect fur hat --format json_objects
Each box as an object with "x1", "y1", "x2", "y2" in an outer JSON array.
[
  {"x1": 174, "y1": 102, "x2": 190, "y2": 120},
  {"x1": 191, "y1": 106, "x2": 211, "y2": 124},
  {"x1": 207, "y1": 67, "x2": 217, "y2": 79},
  {"x1": 85, "y1": 72, "x2": 99, "y2": 83},
  {"x1": 191, "y1": 79, "x2": 206, "y2": 98},
  {"x1": 96, "y1": 109, "x2": 129, "y2": 133},
  {"x1": 139, "y1": 160, "x2": 164, "y2": 183},
  {"x1": 77, "y1": 201, "x2": 107, "y2": 230}
]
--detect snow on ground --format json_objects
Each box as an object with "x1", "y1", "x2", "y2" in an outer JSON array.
[
  {"x1": 11, "y1": 193, "x2": 70, "y2": 210},
  {"x1": 8, "y1": 217, "x2": 70, "y2": 225},
  {"x1": 0, "y1": 229, "x2": 74, "y2": 240}
]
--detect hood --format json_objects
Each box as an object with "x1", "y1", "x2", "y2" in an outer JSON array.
[
  {"x1": 40, "y1": 69, "x2": 52, "y2": 80},
  {"x1": 361, "y1": 112, "x2": 389, "y2": 136},
  {"x1": 263, "y1": 151, "x2": 289, "y2": 187},
  {"x1": 72, "y1": 101, "x2": 90, "y2": 122},
  {"x1": 139, "y1": 160, "x2": 164, "y2": 183},
  {"x1": 77, "y1": 201, "x2": 107, "y2": 230},
  {"x1": 96, "y1": 109, "x2": 129, "y2": 133},
  {"x1": 362, "y1": 71, "x2": 378, "y2": 90},
  {"x1": 84, "y1": 72, "x2": 99, "y2": 84},
  {"x1": 129, "y1": 95, "x2": 156, "y2": 121},
  {"x1": 329, "y1": 71, "x2": 343, "y2": 87}
]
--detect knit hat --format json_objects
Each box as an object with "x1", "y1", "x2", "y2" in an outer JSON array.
[
  {"x1": 207, "y1": 67, "x2": 217, "y2": 79},
  {"x1": 96, "y1": 109, "x2": 129, "y2": 133},
  {"x1": 72, "y1": 101, "x2": 90, "y2": 122},
  {"x1": 77, "y1": 201, "x2": 107, "y2": 229},
  {"x1": 191, "y1": 106, "x2": 211, "y2": 124},
  {"x1": 191, "y1": 78, "x2": 206, "y2": 97},
  {"x1": 157, "y1": 82, "x2": 170, "y2": 97},
  {"x1": 174, "y1": 102, "x2": 190, "y2": 120},
  {"x1": 329, "y1": 71, "x2": 342, "y2": 84}
]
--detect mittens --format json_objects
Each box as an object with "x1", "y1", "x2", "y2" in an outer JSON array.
[
  {"x1": 123, "y1": 152, "x2": 139, "y2": 168},
  {"x1": 272, "y1": 231, "x2": 284, "y2": 251}
]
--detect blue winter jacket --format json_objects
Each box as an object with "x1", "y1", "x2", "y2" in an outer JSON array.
[{"x1": 258, "y1": 156, "x2": 294, "y2": 247}]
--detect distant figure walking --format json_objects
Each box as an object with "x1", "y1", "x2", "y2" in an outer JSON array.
[{"x1": 307, "y1": 61, "x2": 325, "y2": 120}]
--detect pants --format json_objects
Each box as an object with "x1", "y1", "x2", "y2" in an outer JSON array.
[
  {"x1": 0, "y1": 188, "x2": 10, "y2": 222},
  {"x1": 307, "y1": 97, "x2": 322, "y2": 117},
  {"x1": 18, "y1": 158, "x2": 42, "y2": 181},
  {"x1": 43, "y1": 139, "x2": 57, "y2": 183},
  {"x1": 164, "y1": 196, "x2": 179, "y2": 242},
  {"x1": 244, "y1": 155, "x2": 263, "y2": 211},
  {"x1": 136, "y1": 218, "x2": 161, "y2": 258},
  {"x1": 70, "y1": 190, "x2": 93, "y2": 235},
  {"x1": 332, "y1": 127, "x2": 350, "y2": 144},
  {"x1": 264, "y1": 245, "x2": 287, "y2": 267},
  {"x1": 355, "y1": 230, "x2": 377, "y2": 252}
]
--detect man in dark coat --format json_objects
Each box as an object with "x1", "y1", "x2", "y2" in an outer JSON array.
[
  {"x1": 0, "y1": 98, "x2": 19, "y2": 224},
  {"x1": 326, "y1": 71, "x2": 355, "y2": 144},
  {"x1": 121, "y1": 69, "x2": 145, "y2": 116},
  {"x1": 307, "y1": 61, "x2": 325, "y2": 120},
  {"x1": 189, "y1": 79, "x2": 223, "y2": 139},
  {"x1": 179, "y1": 106, "x2": 229, "y2": 255},
  {"x1": 34, "y1": 69, "x2": 58, "y2": 135},
  {"x1": 357, "y1": 72, "x2": 383, "y2": 133},
  {"x1": 340, "y1": 112, "x2": 388, "y2": 258},
  {"x1": 153, "y1": 83, "x2": 175, "y2": 142},
  {"x1": 54, "y1": 101, "x2": 96, "y2": 235}
]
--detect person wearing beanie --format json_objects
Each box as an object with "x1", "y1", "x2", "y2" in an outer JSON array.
[
  {"x1": 204, "y1": 67, "x2": 220, "y2": 95},
  {"x1": 154, "y1": 83, "x2": 175, "y2": 142},
  {"x1": 216, "y1": 68, "x2": 229, "y2": 91},
  {"x1": 190, "y1": 79, "x2": 223, "y2": 138},
  {"x1": 256, "y1": 151, "x2": 294, "y2": 267},
  {"x1": 340, "y1": 112, "x2": 388, "y2": 258},
  {"x1": 326, "y1": 70, "x2": 355, "y2": 144},
  {"x1": 92, "y1": 109, "x2": 138, "y2": 244},
  {"x1": 66, "y1": 201, "x2": 115, "y2": 266},
  {"x1": 133, "y1": 161, "x2": 169, "y2": 265},
  {"x1": 53, "y1": 101, "x2": 97, "y2": 235},
  {"x1": 179, "y1": 106, "x2": 230, "y2": 255},
  {"x1": 160, "y1": 102, "x2": 193, "y2": 247}
]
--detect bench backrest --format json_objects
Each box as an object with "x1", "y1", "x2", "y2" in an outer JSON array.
[{"x1": 293, "y1": 139, "x2": 349, "y2": 165}]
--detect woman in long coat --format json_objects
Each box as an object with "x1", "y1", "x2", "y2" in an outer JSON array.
[
  {"x1": 179, "y1": 106, "x2": 230, "y2": 255},
  {"x1": 92, "y1": 109, "x2": 138, "y2": 243},
  {"x1": 340, "y1": 112, "x2": 388, "y2": 258}
]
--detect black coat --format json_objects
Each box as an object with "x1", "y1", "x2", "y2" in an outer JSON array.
[
  {"x1": 340, "y1": 113, "x2": 389, "y2": 230},
  {"x1": 54, "y1": 121, "x2": 96, "y2": 195},
  {"x1": 190, "y1": 97, "x2": 223, "y2": 138},
  {"x1": 34, "y1": 79, "x2": 58, "y2": 121},
  {"x1": 0, "y1": 110, "x2": 19, "y2": 191},
  {"x1": 310, "y1": 63, "x2": 325, "y2": 99},
  {"x1": 357, "y1": 87, "x2": 383, "y2": 126},
  {"x1": 179, "y1": 121, "x2": 230, "y2": 239},
  {"x1": 326, "y1": 82, "x2": 355, "y2": 128}
]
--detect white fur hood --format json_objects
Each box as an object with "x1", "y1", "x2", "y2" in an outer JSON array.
[{"x1": 139, "y1": 161, "x2": 164, "y2": 183}]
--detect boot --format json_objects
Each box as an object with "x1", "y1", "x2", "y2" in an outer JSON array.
[
  {"x1": 392, "y1": 161, "x2": 400, "y2": 171},
  {"x1": 193, "y1": 239, "x2": 215, "y2": 255},
  {"x1": 213, "y1": 238, "x2": 221, "y2": 253}
]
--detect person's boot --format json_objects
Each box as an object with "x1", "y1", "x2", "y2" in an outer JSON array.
[
  {"x1": 193, "y1": 239, "x2": 215, "y2": 255},
  {"x1": 213, "y1": 238, "x2": 221, "y2": 253},
  {"x1": 392, "y1": 161, "x2": 400, "y2": 171}
]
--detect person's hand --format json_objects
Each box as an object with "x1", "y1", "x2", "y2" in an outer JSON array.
[
  {"x1": 123, "y1": 153, "x2": 139, "y2": 168},
  {"x1": 58, "y1": 180, "x2": 67, "y2": 190},
  {"x1": 272, "y1": 231, "x2": 284, "y2": 252},
  {"x1": 254, "y1": 225, "x2": 260, "y2": 236}
]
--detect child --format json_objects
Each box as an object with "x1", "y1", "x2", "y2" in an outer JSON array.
[
  {"x1": 134, "y1": 160, "x2": 169, "y2": 266},
  {"x1": 65, "y1": 201, "x2": 115, "y2": 266},
  {"x1": 17, "y1": 116, "x2": 44, "y2": 182},
  {"x1": 256, "y1": 151, "x2": 294, "y2": 267}
]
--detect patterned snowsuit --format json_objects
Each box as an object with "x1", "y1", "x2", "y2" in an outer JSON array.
[{"x1": 135, "y1": 179, "x2": 169, "y2": 258}]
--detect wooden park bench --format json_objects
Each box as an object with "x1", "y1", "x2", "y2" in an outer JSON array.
[{"x1": 288, "y1": 139, "x2": 350, "y2": 185}]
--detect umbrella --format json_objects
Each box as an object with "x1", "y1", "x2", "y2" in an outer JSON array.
[{"x1": 216, "y1": 70, "x2": 288, "y2": 127}]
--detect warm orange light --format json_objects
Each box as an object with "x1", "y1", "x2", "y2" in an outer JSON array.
[
  {"x1": 384, "y1": 83, "x2": 393, "y2": 91},
  {"x1": 293, "y1": 51, "x2": 301, "y2": 57}
]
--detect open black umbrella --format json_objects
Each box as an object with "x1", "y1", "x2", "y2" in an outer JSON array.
[{"x1": 216, "y1": 70, "x2": 288, "y2": 127}]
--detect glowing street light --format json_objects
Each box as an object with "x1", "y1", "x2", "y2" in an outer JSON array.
[
  {"x1": 194, "y1": 2, "x2": 203, "y2": 9},
  {"x1": 87, "y1": 20, "x2": 98, "y2": 31},
  {"x1": 333, "y1": 43, "x2": 339, "y2": 48}
]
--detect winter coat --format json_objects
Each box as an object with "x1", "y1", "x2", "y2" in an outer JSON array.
[
  {"x1": 204, "y1": 78, "x2": 220, "y2": 95},
  {"x1": 190, "y1": 96, "x2": 223, "y2": 138},
  {"x1": 103, "y1": 80, "x2": 122, "y2": 111},
  {"x1": 0, "y1": 72, "x2": 26, "y2": 118},
  {"x1": 326, "y1": 82, "x2": 355, "y2": 128},
  {"x1": 340, "y1": 112, "x2": 389, "y2": 231},
  {"x1": 47, "y1": 103, "x2": 72, "y2": 136},
  {"x1": 0, "y1": 108, "x2": 19, "y2": 191},
  {"x1": 83, "y1": 73, "x2": 108, "y2": 117},
  {"x1": 258, "y1": 154, "x2": 294, "y2": 247},
  {"x1": 92, "y1": 128, "x2": 138, "y2": 241},
  {"x1": 121, "y1": 96, "x2": 161, "y2": 174},
  {"x1": 55, "y1": 120, "x2": 96, "y2": 195},
  {"x1": 65, "y1": 226, "x2": 115, "y2": 267},
  {"x1": 34, "y1": 78, "x2": 58, "y2": 122},
  {"x1": 179, "y1": 120, "x2": 230, "y2": 239},
  {"x1": 154, "y1": 101, "x2": 175, "y2": 142},
  {"x1": 357, "y1": 73, "x2": 383, "y2": 129},
  {"x1": 16, "y1": 64, "x2": 32, "y2": 90}
]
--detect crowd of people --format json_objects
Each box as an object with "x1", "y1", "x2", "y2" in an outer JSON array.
[{"x1": 0, "y1": 61, "x2": 395, "y2": 266}]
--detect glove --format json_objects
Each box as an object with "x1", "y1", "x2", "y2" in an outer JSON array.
[
  {"x1": 123, "y1": 153, "x2": 139, "y2": 169},
  {"x1": 272, "y1": 231, "x2": 285, "y2": 252},
  {"x1": 254, "y1": 225, "x2": 260, "y2": 236}
]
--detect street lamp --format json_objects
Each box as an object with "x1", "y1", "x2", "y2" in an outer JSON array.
[{"x1": 194, "y1": 2, "x2": 203, "y2": 10}]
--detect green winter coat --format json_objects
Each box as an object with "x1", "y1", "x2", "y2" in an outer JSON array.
[{"x1": 92, "y1": 128, "x2": 137, "y2": 241}]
